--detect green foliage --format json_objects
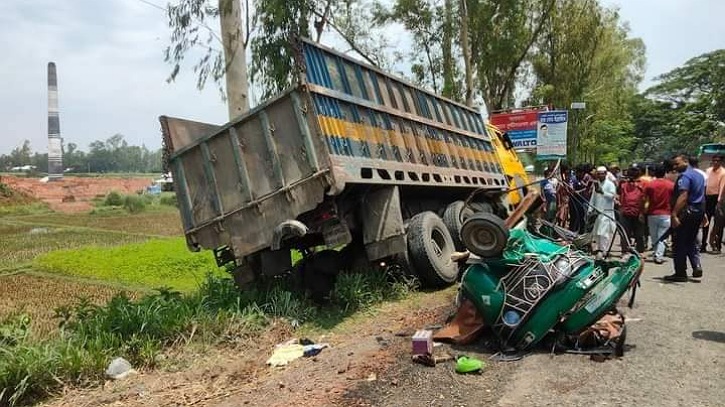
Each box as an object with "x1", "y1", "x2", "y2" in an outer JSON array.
[
  {"x1": 251, "y1": 0, "x2": 314, "y2": 98},
  {"x1": 33, "y1": 238, "x2": 221, "y2": 291},
  {"x1": 159, "y1": 193, "x2": 178, "y2": 207},
  {"x1": 529, "y1": 0, "x2": 645, "y2": 164},
  {"x1": 375, "y1": 0, "x2": 448, "y2": 95},
  {"x1": 0, "y1": 315, "x2": 31, "y2": 347},
  {"x1": 471, "y1": 0, "x2": 556, "y2": 109},
  {"x1": 634, "y1": 49, "x2": 725, "y2": 155},
  {"x1": 0, "y1": 135, "x2": 163, "y2": 174},
  {"x1": 123, "y1": 195, "x2": 147, "y2": 214},
  {"x1": 164, "y1": 0, "x2": 226, "y2": 94},
  {"x1": 0, "y1": 203, "x2": 50, "y2": 217},
  {"x1": 103, "y1": 191, "x2": 124, "y2": 206},
  {"x1": 332, "y1": 270, "x2": 413, "y2": 313}
]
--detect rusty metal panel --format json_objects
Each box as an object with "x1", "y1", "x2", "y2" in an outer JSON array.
[
  {"x1": 207, "y1": 134, "x2": 246, "y2": 213},
  {"x1": 160, "y1": 116, "x2": 220, "y2": 154},
  {"x1": 180, "y1": 148, "x2": 219, "y2": 225},
  {"x1": 233, "y1": 113, "x2": 278, "y2": 197},
  {"x1": 264, "y1": 97, "x2": 316, "y2": 182},
  {"x1": 221, "y1": 173, "x2": 329, "y2": 255}
]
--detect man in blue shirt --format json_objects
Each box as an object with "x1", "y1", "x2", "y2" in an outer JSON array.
[{"x1": 664, "y1": 153, "x2": 706, "y2": 282}]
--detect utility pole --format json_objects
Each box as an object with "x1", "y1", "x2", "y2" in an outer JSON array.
[{"x1": 219, "y1": 0, "x2": 249, "y2": 120}]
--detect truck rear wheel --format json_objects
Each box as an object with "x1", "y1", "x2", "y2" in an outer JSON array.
[
  {"x1": 407, "y1": 211, "x2": 458, "y2": 288},
  {"x1": 443, "y1": 201, "x2": 474, "y2": 251}
]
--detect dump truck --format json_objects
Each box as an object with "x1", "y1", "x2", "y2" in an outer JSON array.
[{"x1": 160, "y1": 38, "x2": 531, "y2": 295}]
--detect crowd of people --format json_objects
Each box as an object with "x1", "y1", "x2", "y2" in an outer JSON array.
[{"x1": 539, "y1": 153, "x2": 725, "y2": 282}]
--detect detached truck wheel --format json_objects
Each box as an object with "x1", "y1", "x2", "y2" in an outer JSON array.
[
  {"x1": 407, "y1": 211, "x2": 458, "y2": 288},
  {"x1": 443, "y1": 201, "x2": 474, "y2": 251},
  {"x1": 460, "y1": 212, "x2": 509, "y2": 258}
]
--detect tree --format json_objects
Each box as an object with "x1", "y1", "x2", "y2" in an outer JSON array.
[
  {"x1": 165, "y1": 0, "x2": 254, "y2": 118},
  {"x1": 9, "y1": 140, "x2": 32, "y2": 167},
  {"x1": 643, "y1": 49, "x2": 725, "y2": 152},
  {"x1": 375, "y1": 0, "x2": 455, "y2": 98},
  {"x1": 251, "y1": 0, "x2": 390, "y2": 98},
  {"x1": 529, "y1": 0, "x2": 645, "y2": 164},
  {"x1": 468, "y1": 0, "x2": 556, "y2": 110}
]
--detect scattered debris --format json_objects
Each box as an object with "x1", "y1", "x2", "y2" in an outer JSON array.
[
  {"x1": 412, "y1": 352, "x2": 455, "y2": 367},
  {"x1": 106, "y1": 357, "x2": 137, "y2": 380},
  {"x1": 266, "y1": 338, "x2": 329, "y2": 367}
]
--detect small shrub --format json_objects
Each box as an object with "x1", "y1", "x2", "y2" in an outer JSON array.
[
  {"x1": 333, "y1": 269, "x2": 415, "y2": 313},
  {"x1": 89, "y1": 206, "x2": 126, "y2": 216},
  {"x1": 0, "y1": 182, "x2": 13, "y2": 198},
  {"x1": 123, "y1": 195, "x2": 146, "y2": 214},
  {"x1": 0, "y1": 314, "x2": 31, "y2": 347},
  {"x1": 103, "y1": 191, "x2": 123, "y2": 206},
  {"x1": 159, "y1": 193, "x2": 178, "y2": 207}
]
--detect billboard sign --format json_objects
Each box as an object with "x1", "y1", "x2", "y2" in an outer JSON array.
[
  {"x1": 489, "y1": 110, "x2": 540, "y2": 148},
  {"x1": 536, "y1": 110, "x2": 568, "y2": 160}
]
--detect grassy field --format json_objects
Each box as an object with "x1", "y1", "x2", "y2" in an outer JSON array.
[
  {"x1": 9, "y1": 205, "x2": 183, "y2": 236},
  {"x1": 0, "y1": 223, "x2": 149, "y2": 267},
  {"x1": 0, "y1": 273, "x2": 140, "y2": 338},
  {"x1": 34, "y1": 238, "x2": 222, "y2": 291}
]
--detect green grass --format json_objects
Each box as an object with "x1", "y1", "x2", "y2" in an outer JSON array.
[
  {"x1": 0, "y1": 203, "x2": 50, "y2": 217},
  {"x1": 0, "y1": 224, "x2": 149, "y2": 266},
  {"x1": 33, "y1": 238, "x2": 223, "y2": 291}
]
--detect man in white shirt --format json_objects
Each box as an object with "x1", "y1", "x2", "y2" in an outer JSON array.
[{"x1": 590, "y1": 166, "x2": 617, "y2": 259}]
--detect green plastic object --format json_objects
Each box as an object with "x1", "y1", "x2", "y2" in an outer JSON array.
[{"x1": 455, "y1": 356, "x2": 484, "y2": 373}]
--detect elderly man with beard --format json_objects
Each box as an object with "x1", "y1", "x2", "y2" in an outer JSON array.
[
  {"x1": 590, "y1": 166, "x2": 617, "y2": 259},
  {"x1": 664, "y1": 153, "x2": 706, "y2": 282}
]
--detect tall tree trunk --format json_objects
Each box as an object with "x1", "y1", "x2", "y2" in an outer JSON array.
[
  {"x1": 459, "y1": 0, "x2": 473, "y2": 107},
  {"x1": 441, "y1": 0, "x2": 455, "y2": 99},
  {"x1": 220, "y1": 0, "x2": 249, "y2": 119}
]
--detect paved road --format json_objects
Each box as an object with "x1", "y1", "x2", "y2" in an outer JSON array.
[{"x1": 494, "y1": 252, "x2": 725, "y2": 407}]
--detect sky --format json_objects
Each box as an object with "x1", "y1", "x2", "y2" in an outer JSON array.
[{"x1": 0, "y1": 0, "x2": 723, "y2": 154}]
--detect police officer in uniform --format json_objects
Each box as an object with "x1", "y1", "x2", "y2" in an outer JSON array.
[{"x1": 664, "y1": 153, "x2": 706, "y2": 282}]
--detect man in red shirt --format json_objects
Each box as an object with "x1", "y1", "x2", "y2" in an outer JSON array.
[
  {"x1": 619, "y1": 166, "x2": 646, "y2": 253},
  {"x1": 704, "y1": 154, "x2": 725, "y2": 253},
  {"x1": 643, "y1": 164, "x2": 675, "y2": 264}
]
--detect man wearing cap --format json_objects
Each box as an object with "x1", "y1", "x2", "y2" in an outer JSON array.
[
  {"x1": 665, "y1": 153, "x2": 706, "y2": 282},
  {"x1": 590, "y1": 166, "x2": 617, "y2": 259}
]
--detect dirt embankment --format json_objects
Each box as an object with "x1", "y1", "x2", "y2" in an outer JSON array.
[{"x1": 1, "y1": 176, "x2": 154, "y2": 213}]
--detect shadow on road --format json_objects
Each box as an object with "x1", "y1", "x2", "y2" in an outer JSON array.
[{"x1": 692, "y1": 330, "x2": 725, "y2": 344}]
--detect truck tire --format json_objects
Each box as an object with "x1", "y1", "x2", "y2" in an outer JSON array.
[
  {"x1": 460, "y1": 212, "x2": 509, "y2": 258},
  {"x1": 443, "y1": 201, "x2": 474, "y2": 251},
  {"x1": 407, "y1": 211, "x2": 458, "y2": 288}
]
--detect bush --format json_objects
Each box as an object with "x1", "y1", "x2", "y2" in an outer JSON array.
[
  {"x1": 122, "y1": 195, "x2": 146, "y2": 214},
  {"x1": 159, "y1": 193, "x2": 177, "y2": 207},
  {"x1": 103, "y1": 191, "x2": 123, "y2": 207}
]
